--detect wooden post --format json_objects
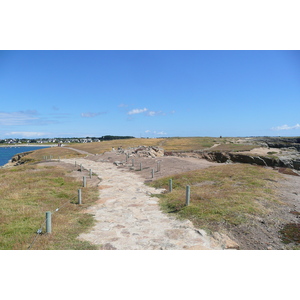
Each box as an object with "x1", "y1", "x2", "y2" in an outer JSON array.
[
  {"x1": 46, "y1": 211, "x2": 52, "y2": 233},
  {"x1": 132, "y1": 159, "x2": 135, "y2": 167},
  {"x1": 89, "y1": 169, "x2": 92, "y2": 178},
  {"x1": 157, "y1": 161, "x2": 161, "y2": 172},
  {"x1": 186, "y1": 185, "x2": 191, "y2": 206},
  {"x1": 78, "y1": 189, "x2": 82, "y2": 204},
  {"x1": 151, "y1": 169, "x2": 154, "y2": 178},
  {"x1": 169, "y1": 179, "x2": 173, "y2": 192},
  {"x1": 83, "y1": 176, "x2": 87, "y2": 187}
]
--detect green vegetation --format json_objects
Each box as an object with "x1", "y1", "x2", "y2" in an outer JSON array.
[
  {"x1": 0, "y1": 164, "x2": 99, "y2": 250},
  {"x1": 280, "y1": 223, "x2": 300, "y2": 245},
  {"x1": 149, "y1": 164, "x2": 282, "y2": 232}
]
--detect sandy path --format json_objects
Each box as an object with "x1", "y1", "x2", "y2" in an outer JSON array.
[{"x1": 61, "y1": 157, "x2": 224, "y2": 250}]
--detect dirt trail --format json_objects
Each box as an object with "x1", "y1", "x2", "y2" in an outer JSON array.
[{"x1": 61, "y1": 157, "x2": 228, "y2": 250}]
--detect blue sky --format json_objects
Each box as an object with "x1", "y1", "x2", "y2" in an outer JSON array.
[{"x1": 1, "y1": 50, "x2": 299, "y2": 139}]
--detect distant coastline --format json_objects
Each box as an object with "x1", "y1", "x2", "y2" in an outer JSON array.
[
  {"x1": 0, "y1": 145, "x2": 53, "y2": 167},
  {"x1": 0, "y1": 144, "x2": 57, "y2": 148}
]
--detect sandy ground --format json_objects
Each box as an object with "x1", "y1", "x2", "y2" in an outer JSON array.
[{"x1": 239, "y1": 147, "x2": 281, "y2": 156}]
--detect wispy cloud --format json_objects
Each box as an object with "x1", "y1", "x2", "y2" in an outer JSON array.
[
  {"x1": 81, "y1": 112, "x2": 107, "y2": 118},
  {"x1": 5, "y1": 131, "x2": 48, "y2": 137},
  {"x1": 154, "y1": 131, "x2": 167, "y2": 135},
  {"x1": 0, "y1": 110, "x2": 66, "y2": 127},
  {"x1": 127, "y1": 108, "x2": 148, "y2": 115},
  {"x1": 145, "y1": 130, "x2": 167, "y2": 135},
  {"x1": 272, "y1": 124, "x2": 300, "y2": 130},
  {"x1": 118, "y1": 103, "x2": 128, "y2": 108},
  {"x1": 146, "y1": 110, "x2": 165, "y2": 117},
  {"x1": 0, "y1": 111, "x2": 39, "y2": 126},
  {"x1": 127, "y1": 107, "x2": 173, "y2": 118}
]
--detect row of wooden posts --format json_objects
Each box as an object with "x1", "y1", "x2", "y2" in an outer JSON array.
[
  {"x1": 168, "y1": 179, "x2": 191, "y2": 206},
  {"x1": 44, "y1": 159, "x2": 191, "y2": 234},
  {"x1": 45, "y1": 161, "x2": 92, "y2": 234}
]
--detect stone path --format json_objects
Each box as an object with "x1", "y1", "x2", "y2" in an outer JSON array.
[{"x1": 61, "y1": 157, "x2": 225, "y2": 250}]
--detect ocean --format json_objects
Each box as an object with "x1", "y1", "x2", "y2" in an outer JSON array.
[{"x1": 0, "y1": 146, "x2": 50, "y2": 167}]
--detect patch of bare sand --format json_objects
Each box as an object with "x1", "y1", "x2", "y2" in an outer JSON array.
[{"x1": 238, "y1": 147, "x2": 281, "y2": 156}]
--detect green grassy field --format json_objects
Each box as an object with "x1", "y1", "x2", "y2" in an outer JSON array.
[
  {"x1": 149, "y1": 164, "x2": 283, "y2": 233},
  {"x1": 2, "y1": 136, "x2": 278, "y2": 250},
  {"x1": 0, "y1": 163, "x2": 99, "y2": 250}
]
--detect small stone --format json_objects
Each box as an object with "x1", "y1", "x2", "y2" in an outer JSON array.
[{"x1": 102, "y1": 243, "x2": 117, "y2": 250}]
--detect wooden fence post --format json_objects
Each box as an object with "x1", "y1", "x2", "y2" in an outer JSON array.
[
  {"x1": 186, "y1": 185, "x2": 191, "y2": 206},
  {"x1": 46, "y1": 211, "x2": 52, "y2": 233},
  {"x1": 169, "y1": 179, "x2": 173, "y2": 192},
  {"x1": 78, "y1": 189, "x2": 82, "y2": 204}
]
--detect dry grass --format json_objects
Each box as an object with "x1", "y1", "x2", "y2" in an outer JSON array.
[
  {"x1": 0, "y1": 163, "x2": 99, "y2": 250},
  {"x1": 67, "y1": 138, "x2": 164, "y2": 154},
  {"x1": 149, "y1": 164, "x2": 283, "y2": 232},
  {"x1": 66, "y1": 137, "x2": 230, "y2": 154},
  {"x1": 159, "y1": 137, "x2": 218, "y2": 151},
  {"x1": 19, "y1": 147, "x2": 85, "y2": 164}
]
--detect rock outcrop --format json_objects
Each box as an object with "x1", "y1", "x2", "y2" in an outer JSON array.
[
  {"x1": 11, "y1": 151, "x2": 33, "y2": 165},
  {"x1": 166, "y1": 150, "x2": 300, "y2": 171},
  {"x1": 115, "y1": 146, "x2": 164, "y2": 158}
]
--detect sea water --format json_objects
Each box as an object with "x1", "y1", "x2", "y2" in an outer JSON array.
[{"x1": 0, "y1": 146, "x2": 50, "y2": 167}]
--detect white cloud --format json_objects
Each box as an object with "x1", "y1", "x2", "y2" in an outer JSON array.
[
  {"x1": 5, "y1": 131, "x2": 47, "y2": 137},
  {"x1": 127, "y1": 108, "x2": 148, "y2": 115},
  {"x1": 272, "y1": 124, "x2": 300, "y2": 130},
  {"x1": 145, "y1": 130, "x2": 151, "y2": 133}
]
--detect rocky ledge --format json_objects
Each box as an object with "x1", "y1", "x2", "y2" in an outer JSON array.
[
  {"x1": 10, "y1": 151, "x2": 34, "y2": 165},
  {"x1": 165, "y1": 136, "x2": 300, "y2": 172}
]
